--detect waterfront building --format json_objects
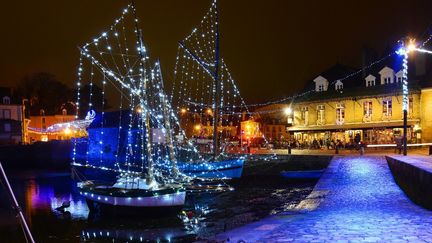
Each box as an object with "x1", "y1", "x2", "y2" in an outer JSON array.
[
  {"x1": 0, "y1": 87, "x2": 25, "y2": 144},
  {"x1": 286, "y1": 58, "x2": 432, "y2": 145},
  {"x1": 253, "y1": 104, "x2": 290, "y2": 142},
  {"x1": 27, "y1": 108, "x2": 76, "y2": 143}
]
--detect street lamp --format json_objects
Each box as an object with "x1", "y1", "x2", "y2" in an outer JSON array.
[
  {"x1": 284, "y1": 107, "x2": 293, "y2": 125},
  {"x1": 396, "y1": 38, "x2": 431, "y2": 156},
  {"x1": 400, "y1": 40, "x2": 409, "y2": 156},
  {"x1": 284, "y1": 107, "x2": 293, "y2": 154}
]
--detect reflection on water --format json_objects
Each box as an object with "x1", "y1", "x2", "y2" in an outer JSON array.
[
  {"x1": 0, "y1": 171, "x2": 314, "y2": 242},
  {"x1": 25, "y1": 179, "x2": 89, "y2": 220}
]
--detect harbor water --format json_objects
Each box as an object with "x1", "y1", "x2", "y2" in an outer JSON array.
[{"x1": 0, "y1": 167, "x2": 315, "y2": 242}]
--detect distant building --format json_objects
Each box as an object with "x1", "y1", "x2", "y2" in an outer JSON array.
[
  {"x1": 253, "y1": 104, "x2": 290, "y2": 142},
  {"x1": 178, "y1": 108, "x2": 240, "y2": 139},
  {"x1": 27, "y1": 108, "x2": 76, "y2": 143},
  {"x1": 240, "y1": 119, "x2": 262, "y2": 142},
  {"x1": 0, "y1": 87, "x2": 25, "y2": 145}
]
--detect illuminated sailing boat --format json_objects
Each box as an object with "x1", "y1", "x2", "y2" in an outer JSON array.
[
  {"x1": 72, "y1": 3, "x2": 186, "y2": 213},
  {"x1": 171, "y1": 0, "x2": 246, "y2": 178}
]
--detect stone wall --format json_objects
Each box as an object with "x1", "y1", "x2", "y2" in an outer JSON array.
[{"x1": 386, "y1": 156, "x2": 432, "y2": 210}]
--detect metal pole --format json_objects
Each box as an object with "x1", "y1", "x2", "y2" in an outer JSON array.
[
  {"x1": 156, "y1": 61, "x2": 179, "y2": 177},
  {"x1": 402, "y1": 47, "x2": 409, "y2": 156},
  {"x1": 0, "y1": 162, "x2": 35, "y2": 243}
]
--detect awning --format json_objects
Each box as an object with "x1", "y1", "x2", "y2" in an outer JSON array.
[{"x1": 288, "y1": 119, "x2": 419, "y2": 132}]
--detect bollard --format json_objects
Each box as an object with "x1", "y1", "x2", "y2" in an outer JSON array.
[
  {"x1": 288, "y1": 144, "x2": 291, "y2": 155},
  {"x1": 429, "y1": 145, "x2": 432, "y2": 156},
  {"x1": 335, "y1": 146, "x2": 339, "y2": 154}
]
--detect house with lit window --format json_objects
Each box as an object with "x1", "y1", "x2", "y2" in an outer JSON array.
[
  {"x1": 286, "y1": 55, "x2": 432, "y2": 144},
  {"x1": 27, "y1": 108, "x2": 76, "y2": 143},
  {"x1": 0, "y1": 87, "x2": 25, "y2": 145},
  {"x1": 253, "y1": 104, "x2": 290, "y2": 142}
]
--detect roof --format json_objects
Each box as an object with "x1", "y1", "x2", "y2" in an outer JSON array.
[
  {"x1": 302, "y1": 64, "x2": 359, "y2": 92},
  {"x1": 297, "y1": 51, "x2": 432, "y2": 103},
  {"x1": 0, "y1": 86, "x2": 21, "y2": 105}
]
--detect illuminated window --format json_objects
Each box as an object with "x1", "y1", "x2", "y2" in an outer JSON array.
[
  {"x1": 301, "y1": 107, "x2": 309, "y2": 125},
  {"x1": 363, "y1": 101, "x2": 372, "y2": 117},
  {"x1": 317, "y1": 105, "x2": 325, "y2": 124},
  {"x1": 336, "y1": 103, "x2": 345, "y2": 124},
  {"x1": 408, "y1": 96, "x2": 413, "y2": 117},
  {"x1": 383, "y1": 98, "x2": 392, "y2": 117}
]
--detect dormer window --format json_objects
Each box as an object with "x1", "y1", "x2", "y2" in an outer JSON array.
[
  {"x1": 2, "y1": 96, "x2": 10, "y2": 105},
  {"x1": 365, "y1": 74, "x2": 376, "y2": 87},
  {"x1": 335, "y1": 80, "x2": 343, "y2": 91},
  {"x1": 395, "y1": 70, "x2": 403, "y2": 83},
  {"x1": 62, "y1": 108, "x2": 67, "y2": 115},
  {"x1": 379, "y1": 66, "x2": 394, "y2": 85},
  {"x1": 313, "y1": 76, "x2": 329, "y2": 92}
]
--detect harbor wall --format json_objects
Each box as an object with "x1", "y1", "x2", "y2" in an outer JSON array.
[
  {"x1": 0, "y1": 141, "x2": 72, "y2": 170},
  {"x1": 243, "y1": 155, "x2": 332, "y2": 177},
  {"x1": 386, "y1": 156, "x2": 432, "y2": 210}
]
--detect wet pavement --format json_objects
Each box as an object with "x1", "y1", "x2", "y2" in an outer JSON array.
[{"x1": 213, "y1": 156, "x2": 432, "y2": 242}]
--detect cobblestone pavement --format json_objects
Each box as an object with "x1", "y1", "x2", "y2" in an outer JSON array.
[{"x1": 214, "y1": 156, "x2": 432, "y2": 242}]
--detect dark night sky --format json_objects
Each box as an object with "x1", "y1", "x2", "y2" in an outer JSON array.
[{"x1": 2, "y1": 0, "x2": 432, "y2": 104}]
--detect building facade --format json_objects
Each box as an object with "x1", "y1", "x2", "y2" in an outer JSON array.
[
  {"x1": 27, "y1": 109, "x2": 76, "y2": 143},
  {"x1": 286, "y1": 62, "x2": 431, "y2": 145},
  {"x1": 253, "y1": 104, "x2": 290, "y2": 142},
  {"x1": 0, "y1": 87, "x2": 24, "y2": 145}
]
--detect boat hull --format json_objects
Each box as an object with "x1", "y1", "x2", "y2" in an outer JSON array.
[
  {"x1": 177, "y1": 159, "x2": 244, "y2": 178},
  {"x1": 78, "y1": 182, "x2": 186, "y2": 215},
  {"x1": 85, "y1": 199, "x2": 185, "y2": 216}
]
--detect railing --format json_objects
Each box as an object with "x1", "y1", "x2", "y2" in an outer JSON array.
[{"x1": 0, "y1": 162, "x2": 35, "y2": 243}]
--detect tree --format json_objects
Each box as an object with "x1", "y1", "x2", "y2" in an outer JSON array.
[{"x1": 16, "y1": 72, "x2": 74, "y2": 116}]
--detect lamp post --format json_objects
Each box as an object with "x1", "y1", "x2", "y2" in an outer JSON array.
[
  {"x1": 284, "y1": 107, "x2": 293, "y2": 154},
  {"x1": 396, "y1": 39, "x2": 417, "y2": 156},
  {"x1": 21, "y1": 99, "x2": 28, "y2": 144},
  {"x1": 401, "y1": 43, "x2": 409, "y2": 156}
]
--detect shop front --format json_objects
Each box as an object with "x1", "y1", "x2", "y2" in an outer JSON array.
[{"x1": 289, "y1": 120, "x2": 419, "y2": 145}]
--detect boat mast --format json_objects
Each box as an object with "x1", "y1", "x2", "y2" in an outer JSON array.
[
  {"x1": 156, "y1": 61, "x2": 179, "y2": 177},
  {"x1": 212, "y1": 0, "x2": 220, "y2": 160},
  {"x1": 131, "y1": 1, "x2": 154, "y2": 182}
]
